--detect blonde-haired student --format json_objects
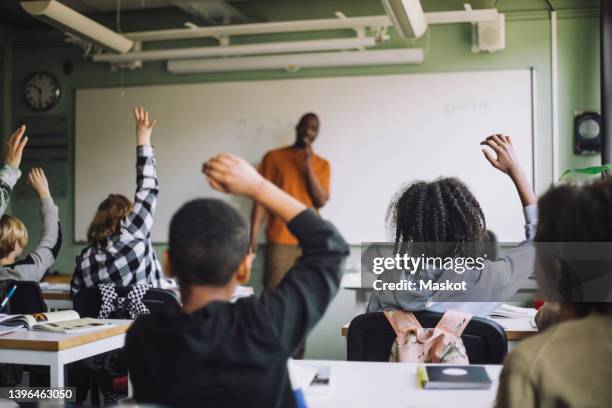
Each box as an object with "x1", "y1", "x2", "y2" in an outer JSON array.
[
  {"x1": 71, "y1": 107, "x2": 165, "y2": 295},
  {"x1": 0, "y1": 216, "x2": 27, "y2": 255},
  {"x1": 0, "y1": 125, "x2": 29, "y2": 216},
  {"x1": 0, "y1": 168, "x2": 61, "y2": 281}
]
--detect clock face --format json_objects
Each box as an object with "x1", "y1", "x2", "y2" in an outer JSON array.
[{"x1": 24, "y1": 72, "x2": 61, "y2": 111}]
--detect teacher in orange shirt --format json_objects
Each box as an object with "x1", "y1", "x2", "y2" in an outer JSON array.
[{"x1": 250, "y1": 113, "x2": 331, "y2": 291}]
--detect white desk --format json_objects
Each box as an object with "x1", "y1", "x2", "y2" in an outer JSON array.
[
  {"x1": 295, "y1": 359, "x2": 503, "y2": 408},
  {"x1": 43, "y1": 291, "x2": 73, "y2": 311},
  {"x1": 40, "y1": 279, "x2": 73, "y2": 311},
  {"x1": 489, "y1": 317, "x2": 537, "y2": 351},
  {"x1": 0, "y1": 319, "x2": 131, "y2": 387}
]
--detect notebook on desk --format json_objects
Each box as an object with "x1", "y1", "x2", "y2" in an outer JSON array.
[
  {"x1": 489, "y1": 304, "x2": 537, "y2": 319},
  {"x1": 417, "y1": 365, "x2": 493, "y2": 390}
]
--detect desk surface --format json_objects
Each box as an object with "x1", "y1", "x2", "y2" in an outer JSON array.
[
  {"x1": 296, "y1": 359, "x2": 502, "y2": 408},
  {"x1": 341, "y1": 317, "x2": 537, "y2": 341},
  {"x1": 42, "y1": 291, "x2": 71, "y2": 300},
  {"x1": 0, "y1": 319, "x2": 132, "y2": 351},
  {"x1": 40, "y1": 281, "x2": 71, "y2": 302},
  {"x1": 41, "y1": 275, "x2": 72, "y2": 284}
]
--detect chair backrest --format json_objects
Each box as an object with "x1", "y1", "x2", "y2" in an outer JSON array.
[
  {"x1": 347, "y1": 311, "x2": 508, "y2": 364},
  {"x1": 73, "y1": 286, "x2": 181, "y2": 318},
  {"x1": 0, "y1": 280, "x2": 47, "y2": 314}
]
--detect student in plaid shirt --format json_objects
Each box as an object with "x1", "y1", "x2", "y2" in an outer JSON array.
[{"x1": 71, "y1": 107, "x2": 165, "y2": 296}]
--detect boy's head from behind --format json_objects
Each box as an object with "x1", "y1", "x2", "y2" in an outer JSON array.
[
  {"x1": 535, "y1": 178, "x2": 612, "y2": 316},
  {"x1": 166, "y1": 199, "x2": 251, "y2": 287},
  {"x1": 387, "y1": 177, "x2": 487, "y2": 257},
  {"x1": 87, "y1": 194, "x2": 133, "y2": 244},
  {"x1": 0, "y1": 215, "x2": 28, "y2": 260},
  {"x1": 536, "y1": 178, "x2": 612, "y2": 242}
]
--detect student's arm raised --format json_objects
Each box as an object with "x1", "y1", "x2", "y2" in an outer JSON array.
[
  {"x1": 124, "y1": 107, "x2": 159, "y2": 239},
  {"x1": 249, "y1": 202, "x2": 266, "y2": 254},
  {"x1": 481, "y1": 134, "x2": 537, "y2": 240},
  {"x1": 481, "y1": 134, "x2": 536, "y2": 207},
  {"x1": 477, "y1": 135, "x2": 538, "y2": 302},
  {"x1": 0, "y1": 126, "x2": 28, "y2": 216},
  {"x1": 249, "y1": 154, "x2": 274, "y2": 254},
  {"x1": 9, "y1": 168, "x2": 61, "y2": 281},
  {"x1": 204, "y1": 154, "x2": 349, "y2": 355}
]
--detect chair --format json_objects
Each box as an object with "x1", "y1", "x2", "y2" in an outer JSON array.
[
  {"x1": 0, "y1": 280, "x2": 47, "y2": 314},
  {"x1": 72, "y1": 286, "x2": 181, "y2": 404},
  {"x1": 346, "y1": 311, "x2": 507, "y2": 364},
  {"x1": 73, "y1": 286, "x2": 181, "y2": 318}
]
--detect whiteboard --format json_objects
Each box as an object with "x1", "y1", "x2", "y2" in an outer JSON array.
[{"x1": 75, "y1": 70, "x2": 534, "y2": 244}]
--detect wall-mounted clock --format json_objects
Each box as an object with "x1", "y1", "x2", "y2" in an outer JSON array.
[{"x1": 23, "y1": 72, "x2": 61, "y2": 112}]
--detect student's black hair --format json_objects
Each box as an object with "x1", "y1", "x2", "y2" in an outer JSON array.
[
  {"x1": 168, "y1": 199, "x2": 250, "y2": 286},
  {"x1": 535, "y1": 177, "x2": 612, "y2": 316},
  {"x1": 386, "y1": 178, "x2": 487, "y2": 258}
]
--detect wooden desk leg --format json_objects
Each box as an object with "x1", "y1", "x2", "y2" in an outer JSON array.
[{"x1": 49, "y1": 354, "x2": 64, "y2": 388}]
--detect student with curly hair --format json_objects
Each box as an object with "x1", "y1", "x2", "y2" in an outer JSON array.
[{"x1": 367, "y1": 134, "x2": 537, "y2": 317}]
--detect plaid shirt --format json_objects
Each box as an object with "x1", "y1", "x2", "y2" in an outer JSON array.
[{"x1": 71, "y1": 145, "x2": 164, "y2": 296}]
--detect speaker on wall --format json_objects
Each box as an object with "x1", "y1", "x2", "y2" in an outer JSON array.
[
  {"x1": 574, "y1": 111, "x2": 602, "y2": 155},
  {"x1": 475, "y1": 14, "x2": 505, "y2": 52}
]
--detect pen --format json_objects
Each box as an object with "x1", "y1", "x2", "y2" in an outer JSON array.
[{"x1": 0, "y1": 286, "x2": 17, "y2": 312}]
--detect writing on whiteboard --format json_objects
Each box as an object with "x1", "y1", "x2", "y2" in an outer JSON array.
[
  {"x1": 443, "y1": 100, "x2": 489, "y2": 117},
  {"x1": 233, "y1": 117, "x2": 293, "y2": 142}
]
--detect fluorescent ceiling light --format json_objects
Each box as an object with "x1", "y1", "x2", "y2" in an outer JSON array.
[
  {"x1": 167, "y1": 48, "x2": 424, "y2": 74},
  {"x1": 21, "y1": 0, "x2": 133, "y2": 54},
  {"x1": 381, "y1": 0, "x2": 428, "y2": 39},
  {"x1": 126, "y1": 16, "x2": 392, "y2": 42},
  {"x1": 93, "y1": 37, "x2": 380, "y2": 63},
  {"x1": 123, "y1": 11, "x2": 499, "y2": 44}
]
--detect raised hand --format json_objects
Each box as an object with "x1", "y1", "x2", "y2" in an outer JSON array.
[
  {"x1": 202, "y1": 154, "x2": 266, "y2": 198},
  {"x1": 28, "y1": 167, "x2": 50, "y2": 199},
  {"x1": 5, "y1": 125, "x2": 29, "y2": 169},
  {"x1": 480, "y1": 134, "x2": 522, "y2": 176},
  {"x1": 481, "y1": 134, "x2": 536, "y2": 207},
  {"x1": 133, "y1": 107, "x2": 157, "y2": 146}
]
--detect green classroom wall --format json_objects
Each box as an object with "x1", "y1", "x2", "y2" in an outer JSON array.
[
  {"x1": 2, "y1": 0, "x2": 602, "y2": 359},
  {"x1": 1, "y1": 25, "x2": 14, "y2": 148}
]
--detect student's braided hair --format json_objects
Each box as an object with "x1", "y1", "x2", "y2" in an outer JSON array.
[{"x1": 386, "y1": 178, "x2": 487, "y2": 257}]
